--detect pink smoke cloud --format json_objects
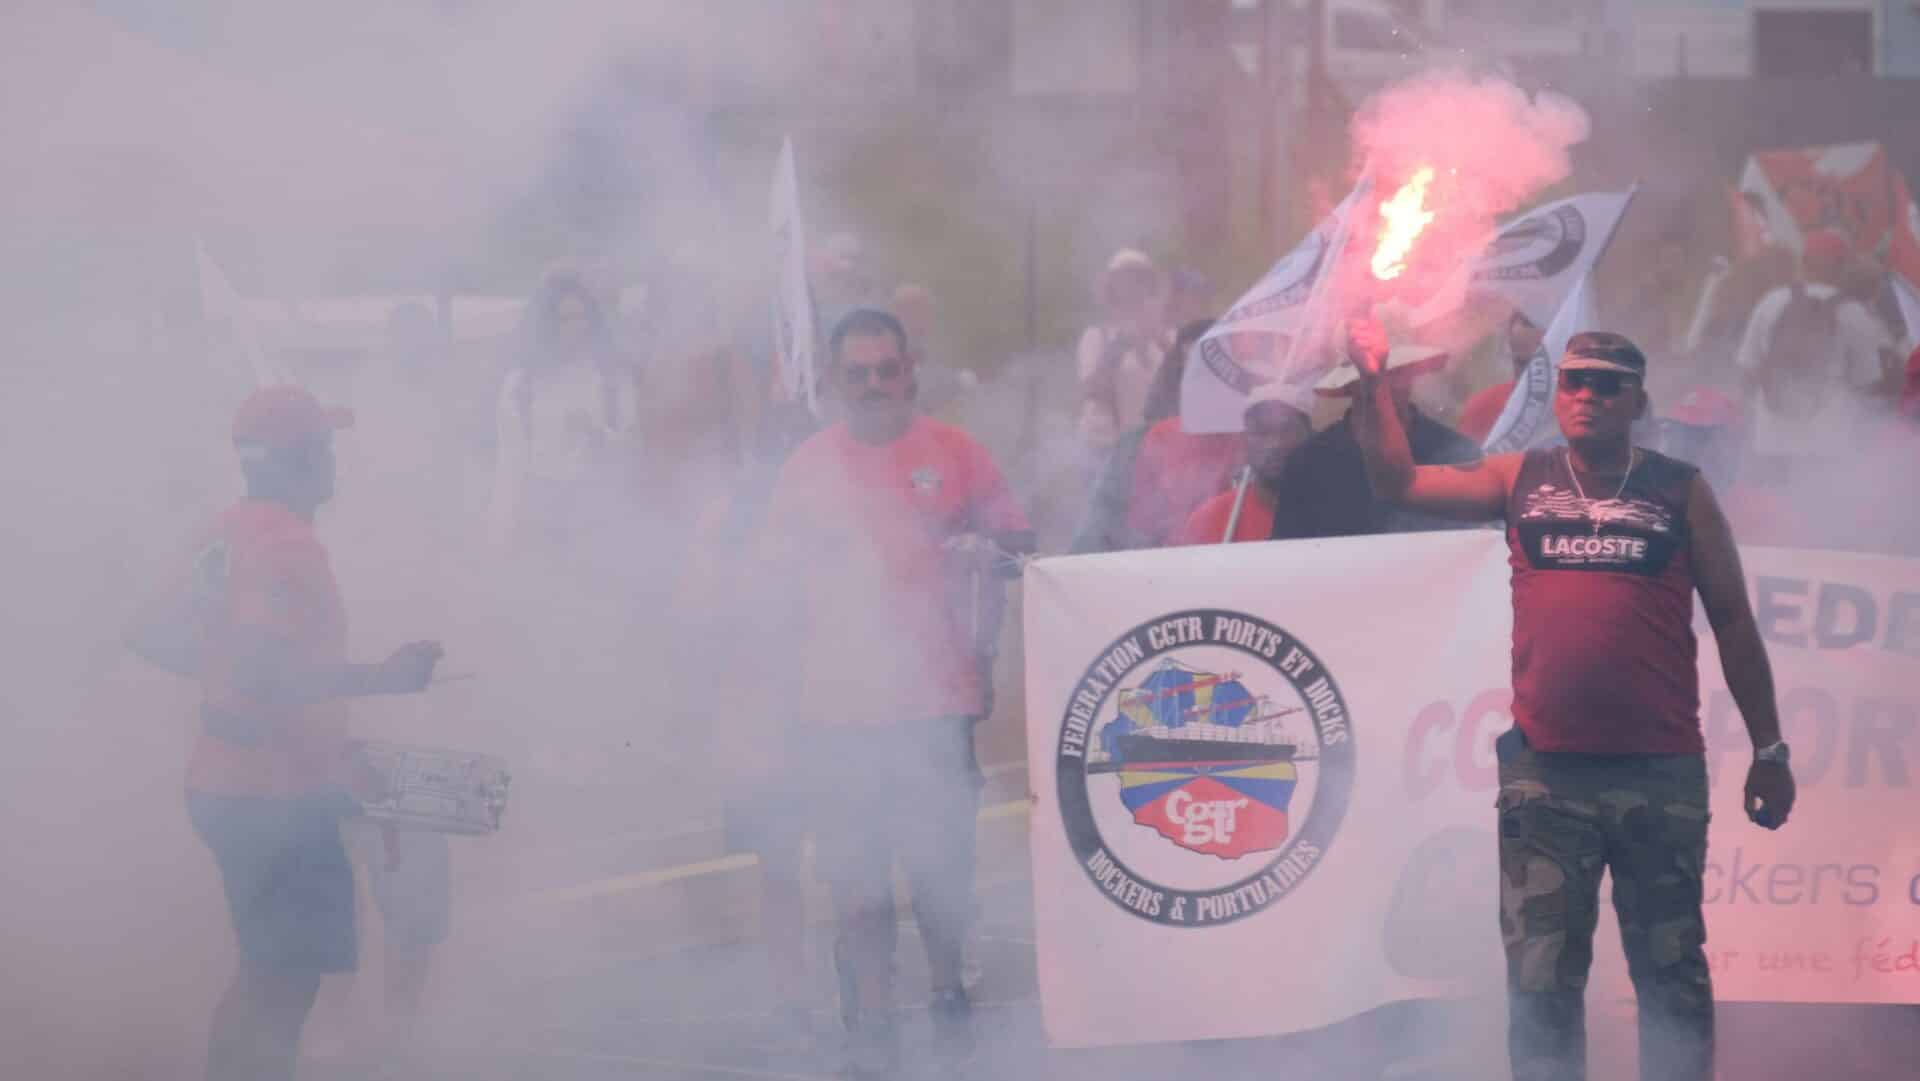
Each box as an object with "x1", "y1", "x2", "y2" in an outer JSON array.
[{"x1": 1337, "y1": 72, "x2": 1591, "y2": 337}]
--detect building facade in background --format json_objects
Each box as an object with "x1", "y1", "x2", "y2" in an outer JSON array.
[
  {"x1": 1297, "y1": 1, "x2": 1920, "y2": 85},
  {"x1": 1623, "y1": 1, "x2": 1920, "y2": 79}
]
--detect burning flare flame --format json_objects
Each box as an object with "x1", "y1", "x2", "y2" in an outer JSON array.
[{"x1": 1371, "y1": 166, "x2": 1436, "y2": 281}]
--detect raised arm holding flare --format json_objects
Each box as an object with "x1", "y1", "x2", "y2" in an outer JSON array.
[{"x1": 1346, "y1": 317, "x2": 1518, "y2": 520}]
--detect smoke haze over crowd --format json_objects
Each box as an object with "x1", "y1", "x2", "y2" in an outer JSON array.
[{"x1": 2, "y1": 3, "x2": 1917, "y2": 1081}]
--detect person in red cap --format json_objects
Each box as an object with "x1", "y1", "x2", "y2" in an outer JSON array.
[{"x1": 126, "y1": 385, "x2": 443, "y2": 1081}]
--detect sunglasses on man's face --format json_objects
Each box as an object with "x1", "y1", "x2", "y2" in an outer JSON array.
[
  {"x1": 1558, "y1": 369, "x2": 1639, "y2": 398},
  {"x1": 843, "y1": 360, "x2": 904, "y2": 387}
]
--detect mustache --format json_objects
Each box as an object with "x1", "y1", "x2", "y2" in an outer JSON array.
[{"x1": 859, "y1": 390, "x2": 894, "y2": 403}]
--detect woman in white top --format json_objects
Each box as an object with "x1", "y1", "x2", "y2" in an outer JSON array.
[
  {"x1": 1076, "y1": 249, "x2": 1171, "y2": 453},
  {"x1": 487, "y1": 272, "x2": 639, "y2": 550},
  {"x1": 1733, "y1": 237, "x2": 1896, "y2": 464}
]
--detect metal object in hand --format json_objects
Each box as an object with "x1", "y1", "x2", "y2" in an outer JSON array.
[{"x1": 350, "y1": 740, "x2": 511, "y2": 835}]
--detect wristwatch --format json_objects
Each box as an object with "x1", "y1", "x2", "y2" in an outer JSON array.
[{"x1": 1754, "y1": 739, "x2": 1791, "y2": 765}]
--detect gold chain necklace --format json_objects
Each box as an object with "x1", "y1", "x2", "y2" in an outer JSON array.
[{"x1": 1564, "y1": 448, "x2": 1637, "y2": 536}]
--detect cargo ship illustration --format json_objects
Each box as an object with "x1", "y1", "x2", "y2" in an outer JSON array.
[
  {"x1": 1087, "y1": 660, "x2": 1310, "y2": 859},
  {"x1": 1087, "y1": 660, "x2": 1307, "y2": 773}
]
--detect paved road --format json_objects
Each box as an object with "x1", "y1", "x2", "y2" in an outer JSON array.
[{"x1": 296, "y1": 783, "x2": 1916, "y2": 1081}]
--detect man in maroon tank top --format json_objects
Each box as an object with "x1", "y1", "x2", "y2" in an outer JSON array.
[{"x1": 1346, "y1": 320, "x2": 1796, "y2": 1081}]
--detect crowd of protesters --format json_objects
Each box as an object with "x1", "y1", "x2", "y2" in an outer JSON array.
[
  {"x1": 121, "y1": 174, "x2": 1920, "y2": 1081},
  {"x1": 1059, "y1": 239, "x2": 1920, "y2": 560}
]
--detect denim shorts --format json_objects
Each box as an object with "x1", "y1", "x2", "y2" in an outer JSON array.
[{"x1": 188, "y1": 790, "x2": 358, "y2": 973}]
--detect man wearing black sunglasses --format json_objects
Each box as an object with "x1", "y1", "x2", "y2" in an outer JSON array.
[
  {"x1": 1347, "y1": 320, "x2": 1795, "y2": 1081},
  {"x1": 758, "y1": 308, "x2": 1032, "y2": 1078}
]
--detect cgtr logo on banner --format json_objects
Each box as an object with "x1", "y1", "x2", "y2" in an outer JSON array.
[{"x1": 1055, "y1": 609, "x2": 1355, "y2": 927}]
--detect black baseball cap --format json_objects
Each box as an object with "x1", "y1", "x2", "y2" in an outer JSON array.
[{"x1": 1559, "y1": 332, "x2": 1646, "y2": 378}]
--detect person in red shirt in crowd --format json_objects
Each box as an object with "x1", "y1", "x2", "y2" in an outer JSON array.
[
  {"x1": 1070, "y1": 317, "x2": 1213, "y2": 553},
  {"x1": 1657, "y1": 387, "x2": 1745, "y2": 491},
  {"x1": 1121, "y1": 378, "x2": 1245, "y2": 546},
  {"x1": 1457, "y1": 310, "x2": 1546, "y2": 444},
  {"x1": 1175, "y1": 384, "x2": 1314, "y2": 544},
  {"x1": 126, "y1": 386, "x2": 443, "y2": 1081},
  {"x1": 758, "y1": 309, "x2": 1032, "y2": 1078},
  {"x1": 1348, "y1": 320, "x2": 1796, "y2": 1081},
  {"x1": 1656, "y1": 386, "x2": 1810, "y2": 549}
]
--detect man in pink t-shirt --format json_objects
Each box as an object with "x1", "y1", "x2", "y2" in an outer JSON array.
[{"x1": 760, "y1": 309, "x2": 1031, "y2": 1077}]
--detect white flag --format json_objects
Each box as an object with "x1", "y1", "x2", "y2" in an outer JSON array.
[
  {"x1": 769, "y1": 137, "x2": 819, "y2": 415},
  {"x1": 1480, "y1": 272, "x2": 1596, "y2": 454},
  {"x1": 1467, "y1": 189, "x2": 1634, "y2": 329},
  {"x1": 1472, "y1": 190, "x2": 1636, "y2": 452},
  {"x1": 1181, "y1": 181, "x2": 1372, "y2": 434}
]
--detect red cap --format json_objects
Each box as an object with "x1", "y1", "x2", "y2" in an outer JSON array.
[
  {"x1": 232, "y1": 385, "x2": 353, "y2": 449},
  {"x1": 1670, "y1": 386, "x2": 1740, "y2": 429}
]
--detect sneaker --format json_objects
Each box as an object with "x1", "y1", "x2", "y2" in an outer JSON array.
[
  {"x1": 845, "y1": 1011, "x2": 898, "y2": 1080},
  {"x1": 927, "y1": 986, "x2": 975, "y2": 1065}
]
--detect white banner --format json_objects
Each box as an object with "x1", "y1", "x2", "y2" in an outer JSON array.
[
  {"x1": 1181, "y1": 181, "x2": 1371, "y2": 434},
  {"x1": 1025, "y1": 533, "x2": 1920, "y2": 1048},
  {"x1": 769, "y1": 136, "x2": 819, "y2": 415}
]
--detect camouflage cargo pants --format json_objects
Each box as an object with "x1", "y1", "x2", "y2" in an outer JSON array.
[{"x1": 1497, "y1": 731, "x2": 1713, "y2": 1081}]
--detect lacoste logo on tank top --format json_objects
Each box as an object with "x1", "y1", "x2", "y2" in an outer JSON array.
[{"x1": 1511, "y1": 448, "x2": 1690, "y2": 575}]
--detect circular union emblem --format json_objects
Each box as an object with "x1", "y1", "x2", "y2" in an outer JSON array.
[
  {"x1": 1055, "y1": 609, "x2": 1356, "y2": 926},
  {"x1": 1478, "y1": 204, "x2": 1588, "y2": 282}
]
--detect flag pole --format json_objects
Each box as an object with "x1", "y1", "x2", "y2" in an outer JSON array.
[{"x1": 1219, "y1": 465, "x2": 1253, "y2": 544}]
